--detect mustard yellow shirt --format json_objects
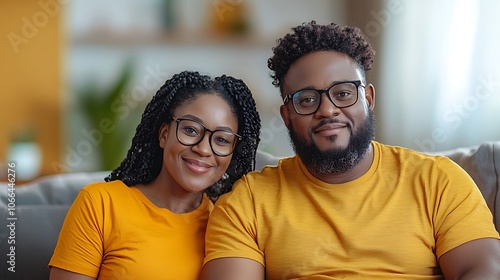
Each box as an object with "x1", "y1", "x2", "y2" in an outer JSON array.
[
  {"x1": 205, "y1": 141, "x2": 499, "y2": 279},
  {"x1": 50, "y1": 180, "x2": 213, "y2": 279}
]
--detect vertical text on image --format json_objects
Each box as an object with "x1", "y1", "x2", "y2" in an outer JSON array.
[{"x1": 6, "y1": 162, "x2": 17, "y2": 273}]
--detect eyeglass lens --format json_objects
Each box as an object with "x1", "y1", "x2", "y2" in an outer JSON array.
[
  {"x1": 292, "y1": 82, "x2": 359, "y2": 115},
  {"x1": 176, "y1": 118, "x2": 238, "y2": 156}
]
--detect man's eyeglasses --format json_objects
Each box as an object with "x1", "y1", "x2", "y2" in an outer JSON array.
[
  {"x1": 283, "y1": 80, "x2": 365, "y2": 115},
  {"x1": 171, "y1": 117, "x2": 241, "y2": 157}
]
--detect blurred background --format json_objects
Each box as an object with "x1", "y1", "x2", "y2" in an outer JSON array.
[{"x1": 1, "y1": 0, "x2": 499, "y2": 182}]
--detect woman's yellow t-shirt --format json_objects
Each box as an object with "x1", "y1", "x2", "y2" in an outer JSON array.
[{"x1": 50, "y1": 180, "x2": 213, "y2": 279}]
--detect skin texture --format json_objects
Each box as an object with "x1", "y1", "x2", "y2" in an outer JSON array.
[
  {"x1": 51, "y1": 94, "x2": 238, "y2": 280},
  {"x1": 280, "y1": 51, "x2": 375, "y2": 184},
  {"x1": 439, "y1": 238, "x2": 500, "y2": 279},
  {"x1": 201, "y1": 258, "x2": 265, "y2": 280},
  {"x1": 202, "y1": 50, "x2": 375, "y2": 280},
  {"x1": 50, "y1": 268, "x2": 95, "y2": 280},
  {"x1": 137, "y1": 94, "x2": 237, "y2": 213},
  {"x1": 200, "y1": 51, "x2": 500, "y2": 279}
]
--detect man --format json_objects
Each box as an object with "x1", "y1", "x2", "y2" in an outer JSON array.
[{"x1": 201, "y1": 21, "x2": 500, "y2": 279}]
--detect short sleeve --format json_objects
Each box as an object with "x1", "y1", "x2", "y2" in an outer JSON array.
[
  {"x1": 433, "y1": 157, "x2": 500, "y2": 257},
  {"x1": 49, "y1": 187, "x2": 105, "y2": 277},
  {"x1": 204, "y1": 176, "x2": 264, "y2": 266}
]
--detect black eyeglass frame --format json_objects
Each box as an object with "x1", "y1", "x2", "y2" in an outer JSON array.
[
  {"x1": 282, "y1": 80, "x2": 365, "y2": 115},
  {"x1": 171, "y1": 117, "x2": 242, "y2": 157}
]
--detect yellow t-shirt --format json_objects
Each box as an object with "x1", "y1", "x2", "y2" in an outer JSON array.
[
  {"x1": 204, "y1": 141, "x2": 499, "y2": 279},
  {"x1": 49, "y1": 180, "x2": 213, "y2": 280}
]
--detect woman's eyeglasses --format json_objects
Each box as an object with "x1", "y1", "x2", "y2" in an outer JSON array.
[{"x1": 171, "y1": 117, "x2": 241, "y2": 157}]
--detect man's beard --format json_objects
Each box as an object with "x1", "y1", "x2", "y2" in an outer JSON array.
[{"x1": 288, "y1": 110, "x2": 376, "y2": 175}]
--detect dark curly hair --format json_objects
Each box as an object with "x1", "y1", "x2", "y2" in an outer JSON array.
[
  {"x1": 268, "y1": 21, "x2": 376, "y2": 93},
  {"x1": 105, "y1": 71, "x2": 261, "y2": 198}
]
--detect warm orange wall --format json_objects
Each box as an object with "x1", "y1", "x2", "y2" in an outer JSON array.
[{"x1": 0, "y1": 0, "x2": 62, "y2": 178}]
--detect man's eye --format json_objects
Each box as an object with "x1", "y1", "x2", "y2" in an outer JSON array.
[
  {"x1": 182, "y1": 126, "x2": 199, "y2": 136},
  {"x1": 334, "y1": 91, "x2": 354, "y2": 100},
  {"x1": 299, "y1": 96, "x2": 318, "y2": 106}
]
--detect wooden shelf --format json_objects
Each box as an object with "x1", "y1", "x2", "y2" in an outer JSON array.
[{"x1": 71, "y1": 30, "x2": 275, "y2": 48}]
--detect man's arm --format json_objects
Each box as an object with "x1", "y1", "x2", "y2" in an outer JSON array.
[
  {"x1": 200, "y1": 258, "x2": 265, "y2": 280},
  {"x1": 439, "y1": 238, "x2": 500, "y2": 279}
]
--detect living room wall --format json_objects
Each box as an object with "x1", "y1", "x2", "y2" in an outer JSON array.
[{"x1": 0, "y1": 0, "x2": 63, "y2": 180}]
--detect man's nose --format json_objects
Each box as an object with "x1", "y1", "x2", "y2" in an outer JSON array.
[{"x1": 314, "y1": 92, "x2": 341, "y2": 118}]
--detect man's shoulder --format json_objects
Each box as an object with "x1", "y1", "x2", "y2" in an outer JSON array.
[
  {"x1": 376, "y1": 141, "x2": 444, "y2": 161},
  {"x1": 251, "y1": 155, "x2": 297, "y2": 177},
  {"x1": 375, "y1": 141, "x2": 463, "y2": 173},
  {"x1": 232, "y1": 156, "x2": 298, "y2": 192}
]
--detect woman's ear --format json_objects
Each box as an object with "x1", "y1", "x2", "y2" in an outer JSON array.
[{"x1": 158, "y1": 122, "x2": 169, "y2": 148}]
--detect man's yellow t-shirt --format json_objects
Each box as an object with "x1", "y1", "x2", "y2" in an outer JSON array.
[
  {"x1": 50, "y1": 180, "x2": 213, "y2": 279},
  {"x1": 204, "y1": 141, "x2": 499, "y2": 279}
]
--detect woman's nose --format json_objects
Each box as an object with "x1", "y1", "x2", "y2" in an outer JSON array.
[{"x1": 192, "y1": 133, "x2": 213, "y2": 156}]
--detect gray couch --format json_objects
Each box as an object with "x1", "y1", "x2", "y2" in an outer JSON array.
[{"x1": 1, "y1": 144, "x2": 499, "y2": 280}]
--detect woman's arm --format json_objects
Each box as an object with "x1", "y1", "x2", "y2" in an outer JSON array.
[{"x1": 49, "y1": 267, "x2": 96, "y2": 280}]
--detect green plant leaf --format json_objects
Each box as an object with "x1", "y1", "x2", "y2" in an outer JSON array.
[{"x1": 76, "y1": 58, "x2": 136, "y2": 171}]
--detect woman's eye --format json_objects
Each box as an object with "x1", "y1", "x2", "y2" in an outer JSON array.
[{"x1": 214, "y1": 136, "x2": 232, "y2": 145}]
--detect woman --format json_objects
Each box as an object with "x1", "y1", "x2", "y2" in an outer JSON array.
[{"x1": 49, "y1": 71, "x2": 261, "y2": 279}]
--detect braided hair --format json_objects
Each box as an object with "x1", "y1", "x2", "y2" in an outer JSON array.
[
  {"x1": 268, "y1": 21, "x2": 376, "y2": 93},
  {"x1": 106, "y1": 71, "x2": 261, "y2": 198}
]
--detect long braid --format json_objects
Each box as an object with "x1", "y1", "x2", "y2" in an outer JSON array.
[
  {"x1": 106, "y1": 71, "x2": 261, "y2": 198},
  {"x1": 106, "y1": 71, "x2": 214, "y2": 185},
  {"x1": 205, "y1": 75, "x2": 261, "y2": 197}
]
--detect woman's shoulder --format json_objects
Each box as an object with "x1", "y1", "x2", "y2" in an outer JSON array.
[{"x1": 80, "y1": 180, "x2": 130, "y2": 197}]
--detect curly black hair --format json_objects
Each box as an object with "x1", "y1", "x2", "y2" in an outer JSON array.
[
  {"x1": 105, "y1": 71, "x2": 261, "y2": 198},
  {"x1": 268, "y1": 21, "x2": 376, "y2": 93}
]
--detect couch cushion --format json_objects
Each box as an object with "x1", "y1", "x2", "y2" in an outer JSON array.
[{"x1": 0, "y1": 205, "x2": 70, "y2": 280}]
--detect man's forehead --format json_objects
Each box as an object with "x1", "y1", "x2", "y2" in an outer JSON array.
[{"x1": 283, "y1": 51, "x2": 362, "y2": 90}]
